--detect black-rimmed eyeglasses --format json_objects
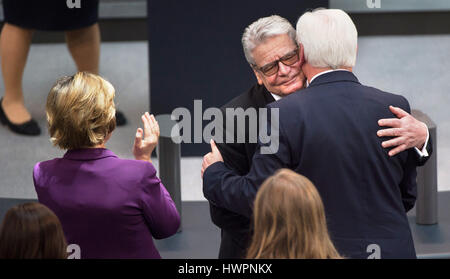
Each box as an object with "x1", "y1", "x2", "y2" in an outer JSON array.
[{"x1": 252, "y1": 47, "x2": 299, "y2": 77}]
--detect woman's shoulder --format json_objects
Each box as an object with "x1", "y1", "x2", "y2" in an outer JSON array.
[
  {"x1": 33, "y1": 158, "x2": 62, "y2": 175},
  {"x1": 114, "y1": 157, "x2": 157, "y2": 174},
  {"x1": 33, "y1": 158, "x2": 65, "y2": 189},
  {"x1": 112, "y1": 159, "x2": 163, "y2": 196},
  {"x1": 110, "y1": 158, "x2": 159, "y2": 184}
]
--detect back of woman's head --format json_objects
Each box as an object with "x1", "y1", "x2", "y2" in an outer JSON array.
[
  {"x1": 46, "y1": 72, "x2": 116, "y2": 150},
  {"x1": 247, "y1": 169, "x2": 341, "y2": 259},
  {"x1": 0, "y1": 202, "x2": 68, "y2": 259}
]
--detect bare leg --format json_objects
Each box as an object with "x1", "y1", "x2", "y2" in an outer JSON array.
[
  {"x1": 0, "y1": 23, "x2": 34, "y2": 124},
  {"x1": 65, "y1": 23, "x2": 100, "y2": 74}
]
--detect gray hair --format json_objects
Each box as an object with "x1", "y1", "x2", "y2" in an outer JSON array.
[
  {"x1": 242, "y1": 15, "x2": 297, "y2": 65},
  {"x1": 296, "y1": 9, "x2": 358, "y2": 69}
]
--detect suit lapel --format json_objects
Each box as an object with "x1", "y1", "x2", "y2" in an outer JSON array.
[{"x1": 260, "y1": 85, "x2": 276, "y2": 105}]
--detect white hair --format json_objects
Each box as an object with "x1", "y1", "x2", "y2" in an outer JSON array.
[
  {"x1": 296, "y1": 9, "x2": 358, "y2": 69},
  {"x1": 242, "y1": 15, "x2": 297, "y2": 65}
]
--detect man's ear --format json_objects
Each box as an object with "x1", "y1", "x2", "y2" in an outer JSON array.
[{"x1": 252, "y1": 69, "x2": 263, "y2": 85}]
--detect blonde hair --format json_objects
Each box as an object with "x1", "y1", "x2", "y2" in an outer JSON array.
[
  {"x1": 46, "y1": 72, "x2": 116, "y2": 150},
  {"x1": 247, "y1": 169, "x2": 341, "y2": 259}
]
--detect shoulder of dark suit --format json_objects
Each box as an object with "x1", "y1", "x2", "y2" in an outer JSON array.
[{"x1": 220, "y1": 84, "x2": 275, "y2": 111}]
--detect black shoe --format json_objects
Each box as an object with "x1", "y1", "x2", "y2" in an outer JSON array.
[
  {"x1": 0, "y1": 98, "x2": 41, "y2": 136},
  {"x1": 115, "y1": 110, "x2": 127, "y2": 126}
]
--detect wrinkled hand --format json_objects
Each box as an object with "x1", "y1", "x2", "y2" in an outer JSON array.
[
  {"x1": 201, "y1": 139, "x2": 224, "y2": 178},
  {"x1": 133, "y1": 112, "x2": 160, "y2": 162},
  {"x1": 377, "y1": 106, "x2": 428, "y2": 156}
]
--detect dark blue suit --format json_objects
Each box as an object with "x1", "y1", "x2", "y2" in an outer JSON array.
[{"x1": 203, "y1": 71, "x2": 417, "y2": 259}]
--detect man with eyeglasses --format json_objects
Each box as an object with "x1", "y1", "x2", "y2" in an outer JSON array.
[{"x1": 208, "y1": 15, "x2": 432, "y2": 259}]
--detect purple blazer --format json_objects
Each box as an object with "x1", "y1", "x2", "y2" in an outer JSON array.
[{"x1": 33, "y1": 148, "x2": 180, "y2": 259}]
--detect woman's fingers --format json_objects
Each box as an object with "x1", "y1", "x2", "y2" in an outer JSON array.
[
  {"x1": 134, "y1": 128, "x2": 143, "y2": 146},
  {"x1": 150, "y1": 114, "x2": 160, "y2": 136},
  {"x1": 142, "y1": 113, "x2": 151, "y2": 140},
  {"x1": 140, "y1": 112, "x2": 160, "y2": 144}
]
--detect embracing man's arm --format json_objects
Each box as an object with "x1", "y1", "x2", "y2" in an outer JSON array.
[
  {"x1": 207, "y1": 107, "x2": 253, "y2": 230},
  {"x1": 202, "y1": 115, "x2": 291, "y2": 218},
  {"x1": 377, "y1": 105, "x2": 432, "y2": 166}
]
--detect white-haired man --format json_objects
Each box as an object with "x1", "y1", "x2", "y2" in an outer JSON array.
[{"x1": 205, "y1": 10, "x2": 427, "y2": 258}]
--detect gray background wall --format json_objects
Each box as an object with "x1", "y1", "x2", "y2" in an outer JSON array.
[{"x1": 330, "y1": 0, "x2": 450, "y2": 13}]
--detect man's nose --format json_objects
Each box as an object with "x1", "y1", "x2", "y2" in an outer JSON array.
[{"x1": 278, "y1": 61, "x2": 290, "y2": 76}]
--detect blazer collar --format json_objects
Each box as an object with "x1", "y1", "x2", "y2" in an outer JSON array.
[
  {"x1": 259, "y1": 84, "x2": 276, "y2": 103},
  {"x1": 63, "y1": 148, "x2": 118, "y2": 161},
  {"x1": 308, "y1": 70, "x2": 360, "y2": 88}
]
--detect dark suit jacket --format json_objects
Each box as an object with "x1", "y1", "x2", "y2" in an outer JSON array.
[
  {"x1": 209, "y1": 84, "x2": 275, "y2": 258},
  {"x1": 204, "y1": 71, "x2": 420, "y2": 259}
]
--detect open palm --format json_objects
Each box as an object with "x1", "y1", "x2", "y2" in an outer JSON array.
[{"x1": 133, "y1": 112, "x2": 160, "y2": 162}]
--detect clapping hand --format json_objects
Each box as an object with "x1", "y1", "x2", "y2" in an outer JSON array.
[{"x1": 133, "y1": 112, "x2": 160, "y2": 162}]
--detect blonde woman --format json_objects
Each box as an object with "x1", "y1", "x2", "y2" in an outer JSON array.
[
  {"x1": 33, "y1": 72, "x2": 180, "y2": 258},
  {"x1": 247, "y1": 169, "x2": 341, "y2": 259}
]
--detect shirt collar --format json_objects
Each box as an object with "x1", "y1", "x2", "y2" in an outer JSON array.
[
  {"x1": 307, "y1": 69, "x2": 351, "y2": 87},
  {"x1": 269, "y1": 69, "x2": 351, "y2": 98},
  {"x1": 270, "y1": 93, "x2": 282, "y2": 101}
]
